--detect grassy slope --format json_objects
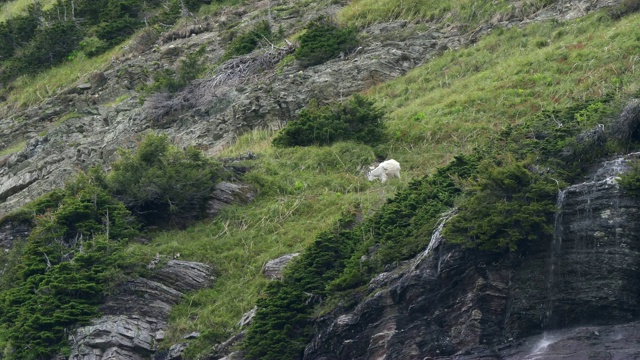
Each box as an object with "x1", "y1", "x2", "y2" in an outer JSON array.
[
  {"x1": 1, "y1": 0, "x2": 639, "y2": 357},
  {"x1": 0, "y1": 0, "x2": 56, "y2": 22},
  {"x1": 142, "y1": 9, "x2": 640, "y2": 358},
  {"x1": 372, "y1": 11, "x2": 640, "y2": 174}
]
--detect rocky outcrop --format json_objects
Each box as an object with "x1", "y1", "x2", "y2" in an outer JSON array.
[
  {"x1": 0, "y1": 219, "x2": 31, "y2": 252},
  {"x1": 303, "y1": 152, "x2": 640, "y2": 360},
  {"x1": 207, "y1": 181, "x2": 257, "y2": 217},
  {"x1": 262, "y1": 253, "x2": 300, "y2": 280},
  {"x1": 0, "y1": 0, "x2": 619, "y2": 217},
  {"x1": 69, "y1": 260, "x2": 214, "y2": 360}
]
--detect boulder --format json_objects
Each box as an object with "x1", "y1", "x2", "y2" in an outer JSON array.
[{"x1": 262, "y1": 253, "x2": 300, "y2": 280}]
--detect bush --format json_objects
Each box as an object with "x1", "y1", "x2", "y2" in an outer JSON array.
[
  {"x1": 272, "y1": 94, "x2": 386, "y2": 147},
  {"x1": 295, "y1": 16, "x2": 358, "y2": 67},
  {"x1": 618, "y1": 159, "x2": 640, "y2": 197},
  {"x1": 0, "y1": 176, "x2": 138, "y2": 360},
  {"x1": 244, "y1": 212, "x2": 360, "y2": 360},
  {"x1": 223, "y1": 20, "x2": 272, "y2": 60},
  {"x1": 444, "y1": 158, "x2": 558, "y2": 252},
  {"x1": 140, "y1": 46, "x2": 207, "y2": 95},
  {"x1": 0, "y1": 0, "x2": 209, "y2": 82},
  {"x1": 107, "y1": 133, "x2": 223, "y2": 225}
]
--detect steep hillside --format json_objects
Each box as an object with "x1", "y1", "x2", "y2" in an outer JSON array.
[{"x1": 1, "y1": 0, "x2": 640, "y2": 359}]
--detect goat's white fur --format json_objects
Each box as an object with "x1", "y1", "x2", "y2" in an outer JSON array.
[{"x1": 367, "y1": 159, "x2": 401, "y2": 183}]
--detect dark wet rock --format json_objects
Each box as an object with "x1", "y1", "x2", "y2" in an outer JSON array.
[
  {"x1": 154, "y1": 343, "x2": 188, "y2": 360},
  {"x1": 0, "y1": 219, "x2": 31, "y2": 251},
  {"x1": 304, "y1": 152, "x2": 640, "y2": 360}
]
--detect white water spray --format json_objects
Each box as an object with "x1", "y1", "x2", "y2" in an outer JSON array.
[
  {"x1": 412, "y1": 209, "x2": 456, "y2": 271},
  {"x1": 544, "y1": 189, "x2": 566, "y2": 328}
]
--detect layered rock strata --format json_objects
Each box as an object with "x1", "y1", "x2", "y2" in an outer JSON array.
[
  {"x1": 69, "y1": 260, "x2": 213, "y2": 360},
  {"x1": 303, "y1": 153, "x2": 640, "y2": 360}
]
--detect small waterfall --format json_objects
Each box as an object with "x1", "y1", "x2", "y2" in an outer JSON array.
[
  {"x1": 527, "y1": 331, "x2": 560, "y2": 359},
  {"x1": 412, "y1": 209, "x2": 456, "y2": 271},
  {"x1": 543, "y1": 189, "x2": 566, "y2": 328}
]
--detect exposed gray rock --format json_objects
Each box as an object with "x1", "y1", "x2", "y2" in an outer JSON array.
[
  {"x1": 70, "y1": 316, "x2": 155, "y2": 360},
  {"x1": 183, "y1": 332, "x2": 200, "y2": 339},
  {"x1": 206, "y1": 182, "x2": 256, "y2": 217},
  {"x1": 153, "y1": 342, "x2": 188, "y2": 360},
  {"x1": 0, "y1": 219, "x2": 31, "y2": 251},
  {"x1": 151, "y1": 260, "x2": 214, "y2": 294},
  {"x1": 262, "y1": 253, "x2": 300, "y2": 280},
  {"x1": 69, "y1": 260, "x2": 213, "y2": 360},
  {"x1": 0, "y1": 0, "x2": 618, "y2": 217},
  {"x1": 208, "y1": 331, "x2": 247, "y2": 360},
  {"x1": 303, "y1": 152, "x2": 640, "y2": 360},
  {"x1": 237, "y1": 306, "x2": 257, "y2": 328}
]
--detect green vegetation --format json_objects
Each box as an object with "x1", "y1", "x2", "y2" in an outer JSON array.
[
  {"x1": 445, "y1": 159, "x2": 558, "y2": 251},
  {"x1": 0, "y1": 134, "x2": 226, "y2": 358},
  {"x1": 0, "y1": 176, "x2": 139, "y2": 359},
  {"x1": 0, "y1": 0, "x2": 210, "y2": 84},
  {"x1": 273, "y1": 94, "x2": 386, "y2": 148},
  {"x1": 295, "y1": 16, "x2": 358, "y2": 67},
  {"x1": 1, "y1": 2, "x2": 640, "y2": 360},
  {"x1": 0, "y1": 0, "x2": 56, "y2": 23},
  {"x1": 139, "y1": 10, "x2": 640, "y2": 358},
  {"x1": 1, "y1": 45, "x2": 121, "y2": 108},
  {"x1": 0, "y1": 140, "x2": 25, "y2": 157},
  {"x1": 121, "y1": 136, "x2": 386, "y2": 357},
  {"x1": 368, "y1": 11, "x2": 640, "y2": 175},
  {"x1": 107, "y1": 133, "x2": 223, "y2": 226},
  {"x1": 619, "y1": 160, "x2": 640, "y2": 196},
  {"x1": 223, "y1": 20, "x2": 274, "y2": 60},
  {"x1": 244, "y1": 212, "x2": 361, "y2": 360},
  {"x1": 338, "y1": 0, "x2": 552, "y2": 28},
  {"x1": 139, "y1": 46, "x2": 208, "y2": 96}
]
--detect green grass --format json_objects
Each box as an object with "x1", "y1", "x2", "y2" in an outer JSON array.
[
  {"x1": 368, "y1": 11, "x2": 640, "y2": 175},
  {"x1": 2, "y1": 45, "x2": 122, "y2": 109},
  {"x1": 0, "y1": 0, "x2": 56, "y2": 23},
  {"x1": 0, "y1": 140, "x2": 25, "y2": 157},
  {"x1": 126, "y1": 132, "x2": 407, "y2": 357},
  {"x1": 338, "y1": 0, "x2": 553, "y2": 28},
  {"x1": 197, "y1": 0, "x2": 245, "y2": 16},
  {"x1": 128, "y1": 10, "x2": 640, "y2": 358},
  {"x1": 1, "y1": 3, "x2": 636, "y2": 358}
]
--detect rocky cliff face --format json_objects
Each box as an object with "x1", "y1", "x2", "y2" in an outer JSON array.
[
  {"x1": 303, "y1": 152, "x2": 640, "y2": 360},
  {"x1": 69, "y1": 260, "x2": 213, "y2": 360},
  {"x1": 0, "y1": 0, "x2": 617, "y2": 217}
]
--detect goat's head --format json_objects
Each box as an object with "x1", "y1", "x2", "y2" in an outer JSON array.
[{"x1": 366, "y1": 165, "x2": 377, "y2": 181}]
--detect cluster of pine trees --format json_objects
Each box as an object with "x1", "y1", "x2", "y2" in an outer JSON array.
[{"x1": 0, "y1": 0, "x2": 208, "y2": 83}]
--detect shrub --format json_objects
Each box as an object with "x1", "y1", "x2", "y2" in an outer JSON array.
[
  {"x1": 140, "y1": 45, "x2": 207, "y2": 95},
  {"x1": 272, "y1": 94, "x2": 386, "y2": 147},
  {"x1": 223, "y1": 20, "x2": 272, "y2": 60},
  {"x1": 295, "y1": 16, "x2": 358, "y2": 67},
  {"x1": 244, "y1": 212, "x2": 360, "y2": 360},
  {"x1": 444, "y1": 158, "x2": 558, "y2": 252},
  {"x1": 107, "y1": 133, "x2": 223, "y2": 225},
  {"x1": 609, "y1": 0, "x2": 640, "y2": 19},
  {"x1": 0, "y1": 176, "x2": 138, "y2": 360},
  {"x1": 618, "y1": 159, "x2": 640, "y2": 197},
  {"x1": 329, "y1": 154, "x2": 479, "y2": 292}
]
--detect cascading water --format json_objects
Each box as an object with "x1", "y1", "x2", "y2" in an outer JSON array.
[
  {"x1": 542, "y1": 154, "x2": 632, "y2": 329},
  {"x1": 412, "y1": 209, "x2": 456, "y2": 272},
  {"x1": 543, "y1": 189, "x2": 566, "y2": 329}
]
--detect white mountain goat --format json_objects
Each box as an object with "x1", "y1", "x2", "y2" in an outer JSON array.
[{"x1": 367, "y1": 159, "x2": 401, "y2": 183}]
